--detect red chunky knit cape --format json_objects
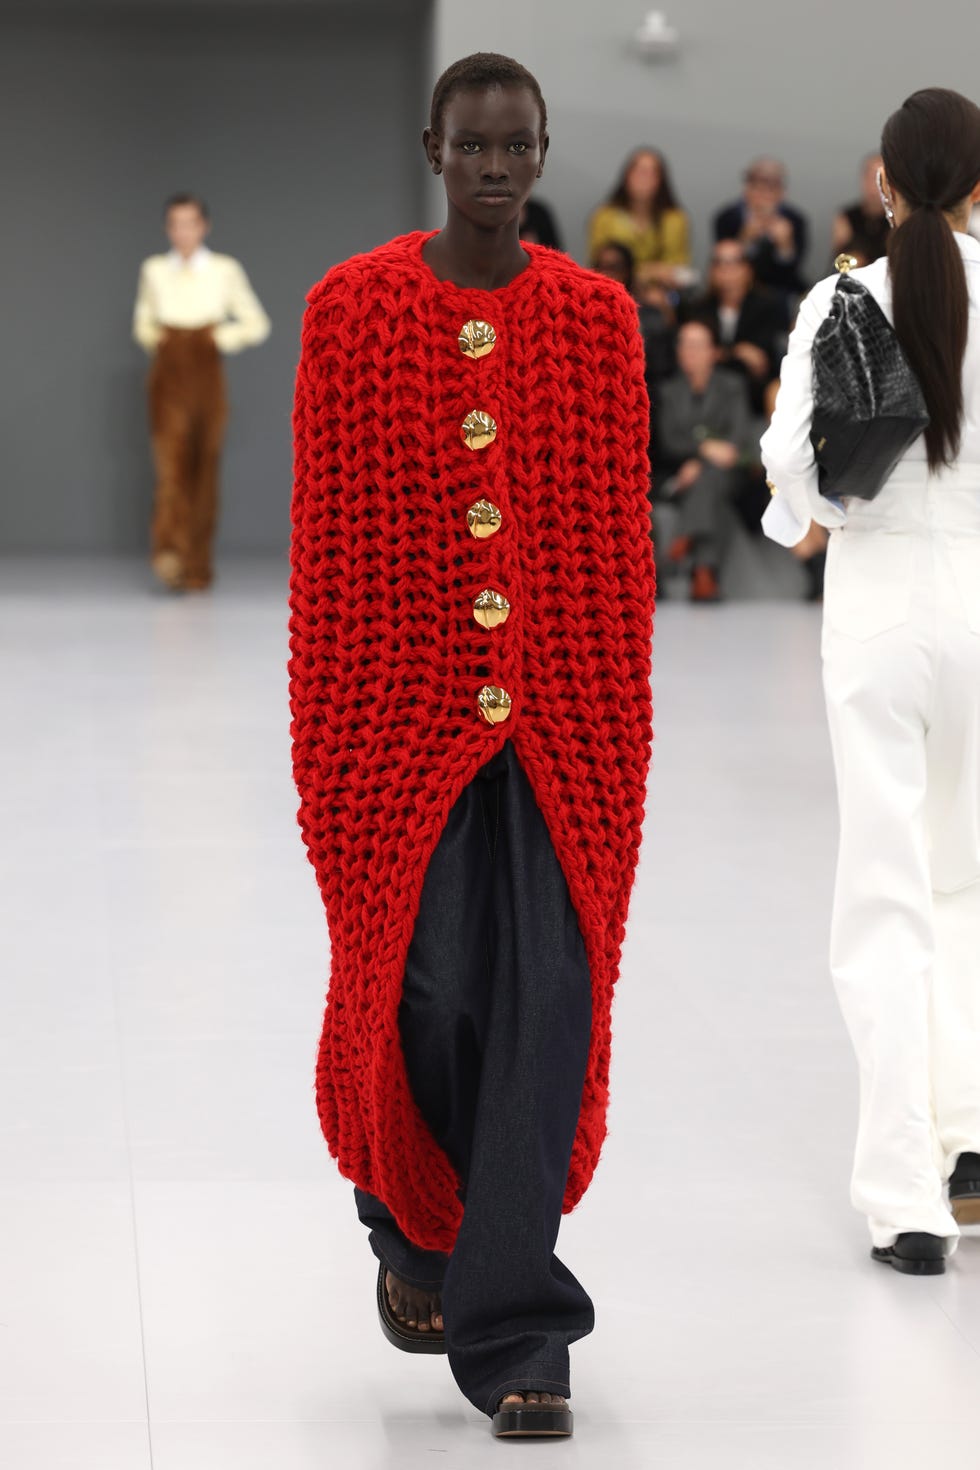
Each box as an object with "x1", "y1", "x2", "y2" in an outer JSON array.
[{"x1": 289, "y1": 230, "x2": 655, "y2": 1252}]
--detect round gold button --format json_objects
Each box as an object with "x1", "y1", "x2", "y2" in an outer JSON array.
[
  {"x1": 473, "y1": 589, "x2": 511, "y2": 629},
  {"x1": 461, "y1": 410, "x2": 497, "y2": 451},
  {"x1": 477, "y1": 685, "x2": 512, "y2": 725},
  {"x1": 458, "y1": 320, "x2": 496, "y2": 359},
  {"x1": 466, "y1": 499, "x2": 502, "y2": 539}
]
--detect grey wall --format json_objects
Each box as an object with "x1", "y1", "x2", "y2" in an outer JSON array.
[
  {"x1": 6, "y1": 0, "x2": 979, "y2": 553},
  {"x1": 1, "y1": 0, "x2": 431, "y2": 554},
  {"x1": 433, "y1": 0, "x2": 980, "y2": 270}
]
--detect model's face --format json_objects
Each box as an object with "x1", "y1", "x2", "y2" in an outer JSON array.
[
  {"x1": 166, "y1": 205, "x2": 209, "y2": 256},
  {"x1": 424, "y1": 85, "x2": 546, "y2": 229},
  {"x1": 677, "y1": 323, "x2": 718, "y2": 379},
  {"x1": 625, "y1": 152, "x2": 661, "y2": 204}
]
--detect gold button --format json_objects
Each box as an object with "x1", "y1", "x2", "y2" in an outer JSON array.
[
  {"x1": 458, "y1": 320, "x2": 496, "y2": 359},
  {"x1": 473, "y1": 589, "x2": 511, "y2": 629},
  {"x1": 477, "y1": 685, "x2": 512, "y2": 724},
  {"x1": 834, "y1": 252, "x2": 858, "y2": 275},
  {"x1": 466, "y1": 499, "x2": 502, "y2": 539},
  {"x1": 766, "y1": 478, "x2": 778, "y2": 496},
  {"x1": 461, "y1": 410, "x2": 497, "y2": 451}
]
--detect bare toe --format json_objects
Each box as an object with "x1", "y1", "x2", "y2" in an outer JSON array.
[
  {"x1": 385, "y1": 1272, "x2": 399, "y2": 1312},
  {"x1": 384, "y1": 1270, "x2": 444, "y2": 1335}
]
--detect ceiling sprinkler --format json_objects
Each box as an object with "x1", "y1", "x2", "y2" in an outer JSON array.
[{"x1": 632, "y1": 9, "x2": 680, "y2": 59}]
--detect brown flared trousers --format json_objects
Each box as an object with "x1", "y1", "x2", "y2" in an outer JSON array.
[{"x1": 148, "y1": 326, "x2": 228, "y2": 589}]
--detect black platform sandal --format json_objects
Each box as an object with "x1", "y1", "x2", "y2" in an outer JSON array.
[
  {"x1": 492, "y1": 1393, "x2": 574, "y2": 1439},
  {"x1": 375, "y1": 1263, "x2": 447, "y2": 1355},
  {"x1": 871, "y1": 1232, "x2": 948, "y2": 1276},
  {"x1": 949, "y1": 1152, "x2": 980, "y2": 1226}
]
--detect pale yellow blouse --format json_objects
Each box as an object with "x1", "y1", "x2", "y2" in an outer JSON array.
[
  {"x1": 132, "y1": 247, "x2": 270, "y2": 354},
  {"x1": 588, "y1": 204, "x2": 691, "y2": 267}
]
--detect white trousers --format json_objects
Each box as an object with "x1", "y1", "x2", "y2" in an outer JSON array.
[{"x1": 822, "y1": 470, "x2": 980, "y2": 1249}]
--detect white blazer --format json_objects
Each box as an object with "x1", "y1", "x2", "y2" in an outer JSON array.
[{"x1": 761, "y1": 230, "x2": 980, "y2": 547}]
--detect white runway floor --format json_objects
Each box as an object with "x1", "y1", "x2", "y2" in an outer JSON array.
[{"x1": 2, "y1": 557, "x2": 978, "y2": 1470}]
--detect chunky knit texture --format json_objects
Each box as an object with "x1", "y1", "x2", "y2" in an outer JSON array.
[{"x1": 289, "y1": 229, "x2": 655, "y2": 1252}]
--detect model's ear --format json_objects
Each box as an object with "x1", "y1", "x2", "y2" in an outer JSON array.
[
  {"x1": 538, "y1": 132, "x2": 550, "y2": 177},
  {"x1": 423, "y1": 127, "x2": 443, "y2": 176}
]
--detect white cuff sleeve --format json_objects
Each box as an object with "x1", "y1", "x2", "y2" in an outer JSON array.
[{"x1": 762, "y1": 493, "x2": 809, "y2": 547}]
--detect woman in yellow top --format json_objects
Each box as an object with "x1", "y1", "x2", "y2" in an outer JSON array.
[{"x1": 589, "y1": 147, "x2": 692, "y2": 286}]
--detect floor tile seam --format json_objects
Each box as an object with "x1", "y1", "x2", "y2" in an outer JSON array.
[
  {"x1": 113, "y1": 1029, "x2": 318, "y2": 1041},
  {"x1": 56, "y1": 1412, "x2": 974, "y2": 1428},
  {"x1": 0, "y1": 1416, "x2": 155, "y2": 1427},
  {"x1": 2, "y1": 1414, "x2": 966, "y2": 1428},
  {"x1": 931, "y1": 1296, "x2": 980, "y2": 1360},
  {"x1": 95, "y1": 838, "x2": 303, "y2": 851}
]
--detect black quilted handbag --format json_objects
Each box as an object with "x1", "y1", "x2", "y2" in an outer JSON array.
[{"x1": 810, "y1": 261, "x2": 929, "y2": 501}]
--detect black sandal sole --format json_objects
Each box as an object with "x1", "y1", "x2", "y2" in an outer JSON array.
[
  {"x1": 376, "y1": 1263, "x2": 447, "y2": 1355},
  {"x1": 492, "y1": 1405, "x2": 573, "y2": 1438}
]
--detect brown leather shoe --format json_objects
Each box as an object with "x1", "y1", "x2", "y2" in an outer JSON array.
[
  {"x1": 950, "y1": 1151, "x2": 980, "y2": 1225},
  {"x1": 690, "y1": 565, "x2": 721, "y2": 601},
  {"x1": 667, "y1": 534, "x2": 693, "y2": 563},
  {"x1": 151, "y1": 550, "x2": 185, "y2": 590}
]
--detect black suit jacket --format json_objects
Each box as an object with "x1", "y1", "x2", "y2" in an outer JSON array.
[
  {"x1": 714, "y1": 201, "x2": 809, "y2": 294},
  {"x1": 682, "y1": 287, "x2": 788, "y2": 412},
  {"x1": 652, "y1": 367, "x2": 754, "y2": 485}
]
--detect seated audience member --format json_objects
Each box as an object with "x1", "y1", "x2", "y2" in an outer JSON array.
[
  {"x1": 635, "y1": 263, "x2": 677, "y2": 387},
  {"x1": 683, "y1": 241, "x2": 786, "y2": 414},
  {"x1": 831, "y1": 153, "x2": 889, "y2": 264},
  {"x1": 519, "y1": 196, "x2": 563, "y2": 250},
  {"x1": 652, "y1": 318, "x2": 754, "y2": 602},
  {"x1": 714, "y1": 158, "x2": 808, "y2": 300},
  {"x1": 589, "y1": 148, "x2": 693, "y2": 287},
  {"x1": 592, "y1": 246, "x2": 676, "y2": 428},
  {"x1": 591, "y1": 240, "x2": 635, "y2": 291},
  {"x1": 836, "y1": 235, "x2": 877, "y2": 268}
]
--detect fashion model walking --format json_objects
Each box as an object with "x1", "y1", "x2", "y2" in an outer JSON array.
[
  {"x1": 287, "y1": 53, "x2": 655, "y2": 1436},
  {"x1": 133, "y1": 194, "x2": 270, "y2": 591},
  {"x1": 763, "y1": 88, "x2": 980, "y2": 1273}
]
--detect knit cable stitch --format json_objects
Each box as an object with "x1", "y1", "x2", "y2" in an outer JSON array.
[{"x1": 288, "y1": 230, "x2": 655, "y2": 1251}]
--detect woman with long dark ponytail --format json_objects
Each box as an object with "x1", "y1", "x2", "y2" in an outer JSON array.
[{"x1": 761, "y1": 88, "x2": 980, "y2": 1274}]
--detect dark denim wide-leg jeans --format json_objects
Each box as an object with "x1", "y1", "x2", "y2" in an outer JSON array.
[{"x1": 354, "y1": 737, "x2": 595, "y2": 1417}]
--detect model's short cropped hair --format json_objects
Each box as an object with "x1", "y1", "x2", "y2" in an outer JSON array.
[
  {"x1": 430, "y1": 52, "x2": 547, "y2": 136},
  {"x1": 164, "y1": 193, "x2": 209, "y2": 221}
]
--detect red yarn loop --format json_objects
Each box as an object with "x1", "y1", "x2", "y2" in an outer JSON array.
[{"x1": 288, "y1": 230, "x2": 656, "y2": 1251}]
